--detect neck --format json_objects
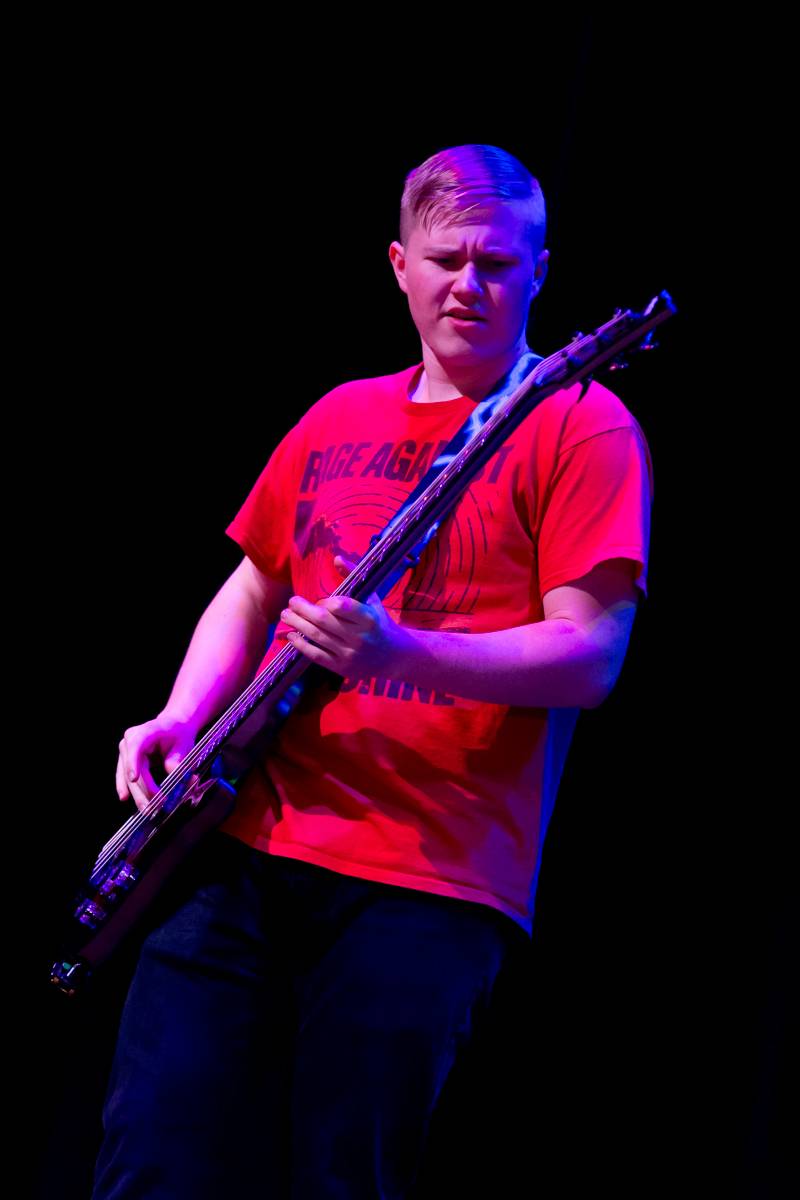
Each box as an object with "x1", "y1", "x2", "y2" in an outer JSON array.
[{"x1": 412, "y1": 342, "x2": 532, "y2": 404}]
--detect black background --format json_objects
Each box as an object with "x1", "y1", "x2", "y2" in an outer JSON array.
[{"x1": 21, "y1": 16, "x2": 788, "y2": 1199}]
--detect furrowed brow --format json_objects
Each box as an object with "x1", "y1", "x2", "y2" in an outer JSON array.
[{"x1": 425, "y1": 243, "x2": 520, "y2": 259}]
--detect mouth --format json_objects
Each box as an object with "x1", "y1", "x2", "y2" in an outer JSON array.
[{"x1": 444, "y1": 311, "x2": 486, "y2": 323}]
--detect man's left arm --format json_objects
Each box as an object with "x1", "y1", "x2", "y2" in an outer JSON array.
[
  {"x1": 381, "y1": 555, "x2": 640, "y2": 709},
  {"x1": 281, "y1": 555, "x2": 641, "y2": 709}
]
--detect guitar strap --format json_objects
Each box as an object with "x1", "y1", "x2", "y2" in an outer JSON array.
[{"x1": 370, "y1": 347, "x2": 544, "y2": 600}]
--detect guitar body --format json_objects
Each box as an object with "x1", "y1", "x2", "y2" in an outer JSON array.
[
  {"x1": 51, "y1": 664, "x2": 341, "y2": 994},
  {"x1": 51, "y1": 776, "x2": 238, "y2": 995}
]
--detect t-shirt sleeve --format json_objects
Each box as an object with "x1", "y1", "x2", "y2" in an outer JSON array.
[
  {"x1": 536, "y1": 423, "x2": 654, "y2": 599},
  {"x1": 225, "y1": 425, "x2": 302, "y2": 584}
]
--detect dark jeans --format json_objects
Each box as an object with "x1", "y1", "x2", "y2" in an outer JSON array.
[{"x1": 92, "y1": 830, "x2": 524, "y2": 1199}]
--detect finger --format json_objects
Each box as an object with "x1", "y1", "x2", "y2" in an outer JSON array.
[
  {"x1": 116, "y1": 754, "x2": 130, "y2": 802},
  {"x1": 126, "y1": 727, "x2": 170, "y2": 784},
  {"x1": 118, "y1": 737, "x2": 138, "y2": 799},
  {"x1": 321, "y1": 593, "x2": 369, "y2": 626},
  {"x1": 129, "y1": 777, "x2": 153, "y2": 813},
  {"x1": 123, "y1": 736, "x2": 141, "y2": 786},
  {"x1": 285, "y1": 611, "x2": 346, "y2": 650},
  {"x1": 286, "y1": 629, "x2": 329, "y2": 665},
  {"x1": 283, "y1": 600, "x2": 349, "y2": 644},
  {"x1": 285, "y1": 595, "x2": 328, "y2": 622},
  {"x1": 121, "y1": 744, "x2": 159, "y2": 808},
  {"x1": 139, "y1": 763, "x2": 160, "y2": 797}
]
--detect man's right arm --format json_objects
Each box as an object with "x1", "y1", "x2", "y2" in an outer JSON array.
[{"x1": 117, "y1": 557, "x2": 293, "y2": 810}]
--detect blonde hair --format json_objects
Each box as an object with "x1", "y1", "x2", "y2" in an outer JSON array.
[{"x1": 399, "y1": 144, "x2": 546, "y2": 255}]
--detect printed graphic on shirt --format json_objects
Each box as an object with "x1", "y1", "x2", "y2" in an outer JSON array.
[
  {"x1": 294, "y1": 437, "x2": 520, "y2": 617},
  {"x1": 340, "y1": 674, "x2": 457, "y2": 705}
]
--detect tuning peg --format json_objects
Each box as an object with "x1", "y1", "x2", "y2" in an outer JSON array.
[
  {"x1": 570, "y1": 330, "x2": 585, "y2": 342},
  {"x1": 608, "y1": 356, "x2": 630, "y2": 371}
]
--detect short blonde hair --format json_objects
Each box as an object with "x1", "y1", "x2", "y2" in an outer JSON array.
[{"x1": 399, "y1": 144, "x2": 546, "y2": 256}]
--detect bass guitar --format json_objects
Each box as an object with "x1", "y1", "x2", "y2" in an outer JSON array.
[{"x1": 51, "y1": 290, "x2": 676, "y2": 995}]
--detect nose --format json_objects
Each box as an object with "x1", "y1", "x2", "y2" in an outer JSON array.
[{"x1": 451, "y1": 261, "x2": 484, "y2": 301}]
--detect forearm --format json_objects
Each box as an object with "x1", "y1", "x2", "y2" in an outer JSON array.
[
  {"x1": 161, "y1": 581, "x2": 271, "y2": 731},
  {"x1": 394, "y1": 619, "x2": 609, "y2": 708}
]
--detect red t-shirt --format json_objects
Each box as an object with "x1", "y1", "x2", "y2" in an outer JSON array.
[{"x1": 222, "y1": 362, "x2": 653, "y2": 937}]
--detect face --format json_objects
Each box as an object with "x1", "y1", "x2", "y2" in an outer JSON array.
[{"x1": 389, "y1": 199, "x2": 549, "y2": 376}]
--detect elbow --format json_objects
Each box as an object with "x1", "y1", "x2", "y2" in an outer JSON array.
[
  {"x1": 580, "y1": 685, "x2": 609, "y2": 710},
  {"x1": 580, "y1": 652, "x2": 622, "y2": 710}
]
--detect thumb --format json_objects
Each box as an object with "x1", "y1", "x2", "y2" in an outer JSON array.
[
  {"x1": 334, "y1": 554, "x2": 382, "y2": 609},
  {"x1": 164, "y1": 750, "x2": 186, "y2": 774},
  {"x1": 334, "y1": 554, "x2": 357, "y2": 575}
]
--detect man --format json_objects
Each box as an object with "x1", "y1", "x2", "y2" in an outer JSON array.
[{"x1": 94, "y1": 144, "x2": 652, "y2": 1198}]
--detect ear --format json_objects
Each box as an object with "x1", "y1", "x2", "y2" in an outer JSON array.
[
  {"x1": 388, "y1": 241, "x2": 409, "y2": 295},
  {"x1": 531, "y1": 248, "x2": 550, "y2": 300}
]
